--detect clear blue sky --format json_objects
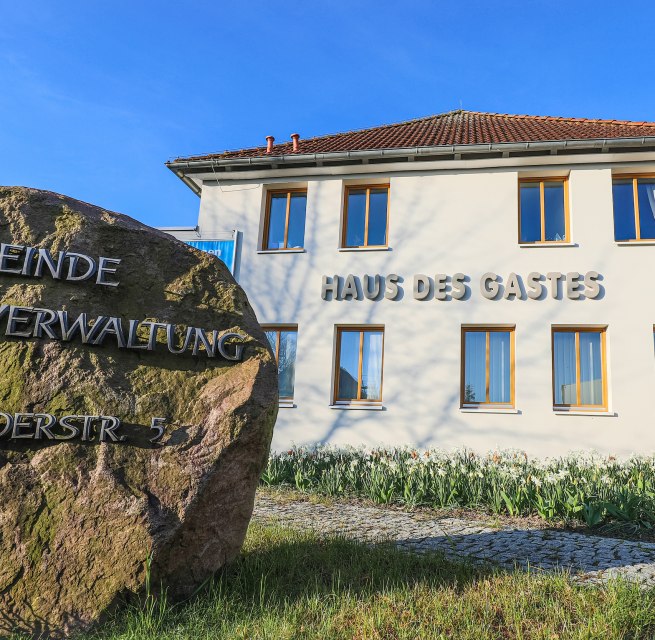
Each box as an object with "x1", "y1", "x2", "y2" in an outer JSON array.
[{"x1": 1, "y1": 1, "x2": 654, "y2": 228}]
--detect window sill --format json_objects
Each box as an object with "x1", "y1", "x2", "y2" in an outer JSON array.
[
  {"x1": 278, "y1": 400, "x2": 296, "y2": 409},
  {"x1": 460, "y1": 406, "x2": 519, "y2": 414},
  {"x1": 518, "y1": 242, "x2": 578, "y2": 248},
  {"x1": 553, "y1": 409, "x2": 616, "y2": 416},
  {"x1": 615, "y1": 241, "x2": 655, "y2": 246},
  {"x1": 329, "y1": 403, "x2": 384, "y2": 411},
  {"x1": 257, "y1": 248, "x2": 306, "y2": 254},
  {"x1": 338, "y1": 246, "x2": 391, "y2": 252}
]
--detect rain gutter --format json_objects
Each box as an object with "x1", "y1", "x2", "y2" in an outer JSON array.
[{"x1": 166, "y1": 136, "x2": 655, "y2": 196}]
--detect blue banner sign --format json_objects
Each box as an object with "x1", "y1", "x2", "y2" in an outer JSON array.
[{"x1": 185, "y1": 239, "x2": 236, "y2": 274}]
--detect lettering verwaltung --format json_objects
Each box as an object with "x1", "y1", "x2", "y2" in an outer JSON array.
[{"x1": 0, "y1": 243, "x2": 245, "y2": 360}]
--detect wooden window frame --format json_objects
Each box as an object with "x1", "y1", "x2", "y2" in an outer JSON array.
[
  {"x1": 551, "y1": 326, "x2": 608, "y2": 410},
  {"x1": 341, "y1": 184, "x2": 390, "y2": 248},
  {"x1": 262, "y1": 189, "x2": 307, "y2": 251},
  {"x1": 333, "y1": 325, "x2": 385, "y2": 404},
  {"x1": 262, "y1": 324, "x2": 298, "y2": 400},
  {"x1": 460, "y1": 326, "x2": 515, "y2": 408},
  {"x1": 611, "y1": 173, "x2": 655, "y2": 241},
  {"x1": 518, "y1": 177, "x2": 570, "y2": 244}
]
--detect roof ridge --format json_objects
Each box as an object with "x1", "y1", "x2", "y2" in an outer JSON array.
[
  {"x1": 187, "y1": 111, "x2": 480, "y2": 159},
  {"x1": 269, "y1": 112, "x2": 655, "y2": 150},
  {"x1": 468, "y1": 110, "x2": 655, "y2": 128},
  {"x1": 181, "y1": 112, "x2": 463, "y2": 160},
  {"x1": 229, "y1": 109, "x2": 464, "y2": 153},
  {"x1": 270, "y1": 110, "x2": 463, "y2": 146},
  {"x1": 172, "y1": 110, "x2": 655, "y2": 163}
]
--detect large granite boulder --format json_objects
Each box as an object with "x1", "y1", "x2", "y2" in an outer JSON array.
[{"x1": 0, "y1": 187, "x2": 278, "y2": 637}]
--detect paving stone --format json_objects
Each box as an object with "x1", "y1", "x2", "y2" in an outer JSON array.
[{"x1": 253, "y1": 495, "x2": 655, "y2": 587}]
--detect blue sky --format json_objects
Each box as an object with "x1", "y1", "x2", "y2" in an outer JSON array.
[{"x1": 1, "y1": 1, "x2": 654, "y2": 228}]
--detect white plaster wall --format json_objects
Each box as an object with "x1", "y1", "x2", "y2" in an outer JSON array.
[{"x1": 194, "y1": 160, "x2": 655, "y2": 457}]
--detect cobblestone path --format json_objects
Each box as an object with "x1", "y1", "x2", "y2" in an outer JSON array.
[{"x1": 253, "y1": 495, "x2": 655, "y2": 587}]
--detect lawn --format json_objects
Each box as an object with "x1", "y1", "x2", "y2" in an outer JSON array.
[{"x1": 87, "y1": 522, "x2": 655, "y2": 640}]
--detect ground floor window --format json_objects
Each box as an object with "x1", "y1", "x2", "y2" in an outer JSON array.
[
  {"x1": 461, "y1": 326, "x2": 515, "y2": 407},
  {"x1": 264, "y1": 325, "x2": 298, "y2": 400},
  {"x1": 257, "y1": 323, "x2": 617, "y2": 412},
  {"x1": 334, "y1": 326, "x2": 384, "y2": 403},
  {"x1": 552, "y1": 327, "x2": 607, "y2": 410}
]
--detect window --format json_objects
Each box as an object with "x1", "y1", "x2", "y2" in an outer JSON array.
[
  {"x1": 264, "y1": 325, "x2": 298, "y2": 400},
  {"x1": 552, "y1": 327, "x2": 607, "y2": 410},
  {"x1": 263, "y1": 189, "x2": 307, "y2": 250},
  {"x1": 518, "y1": 178, "x2": 569, "y2": 243},
  {"x1": 461, "y1": 327, "x2": 515, "y2": 407},
  {"x1": 612, "y1": 176, "x2": 655, "y2": 241},
  {"x1": 342, "y1": 185, "x2": 389, "y2": 248},
  {"x1": 334, "y1": 326, "x2": 384, "y2": 403}
]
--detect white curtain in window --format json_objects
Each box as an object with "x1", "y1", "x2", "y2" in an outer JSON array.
[
  {"x1": 553, "y1": 332, "x2": 576, "y2": 405},
  {"x1": 489, "y1": 332, "x2": 510, "y2": 403},
  {"x1": 361, "y1": 332, "x2": 383, "y2": 400},
  {"x1": 579, "y1": 332, "x2": 602, "y2": 406},
  {"x1": 646, "y1": 183, "x2": 655, "y2": 221},
  {"x1": 278, "y1": 331, "x2": 297, "y2": 398}
]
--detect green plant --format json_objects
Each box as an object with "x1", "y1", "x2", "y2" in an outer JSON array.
[
  {"x1": 294, "y1": 468, "x2": 311, "y2": 492},
  {"x1": 583, "y1": 502, "x2": 605, "y2": 527},
  {"x1": 260, "y1": 446, "x2": 655, "y2": 529}
]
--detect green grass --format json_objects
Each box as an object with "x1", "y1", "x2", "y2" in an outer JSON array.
[{"x1": 87, "y1": 523, "x2": 655, "y2": 640}]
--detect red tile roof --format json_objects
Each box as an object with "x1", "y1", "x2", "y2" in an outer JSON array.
[{"x1": 173, "y1": 110, "x2": 655, "y2": 163}]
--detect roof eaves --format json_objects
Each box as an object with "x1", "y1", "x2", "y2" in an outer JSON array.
[
  {"x1": 167, "y1": 135, "x2": 655, "y2": 170},
  {"x1": 169, "y1": 111, "x2": 655, "y2": 164},
  {"x1": 169, "y1": 111, "x2": 468, "y2": 164}
]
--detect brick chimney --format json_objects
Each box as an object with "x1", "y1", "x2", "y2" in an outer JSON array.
[
  {"x1": 265, "y1": 135, "x2": 275, "y2": 153},
  {"x1": 291, "y1": 133, "x2": 300, "y2": 152}
]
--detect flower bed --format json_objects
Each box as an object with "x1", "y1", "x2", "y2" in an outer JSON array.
[{"x1": 261, "y1": 447, "x2": 655, "y2": 527}]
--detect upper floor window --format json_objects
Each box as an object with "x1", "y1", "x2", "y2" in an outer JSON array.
[
  {"x1": 552, "y1": 327, "x2": 607, "y2": 410},
  {"x1": 342, "y1": 185, "x2": 389, "y2": 248},
  {"x1": 334, "y1": 326, "x2": 384, "y2": 404},
  {"x1": 264, "y1": 325, "x2": 298, "y2": 400},
  {"x1": 263, "y1": 189, "x2": 307, "y2": 250},
  {"x1": 462, "y1": 326, "x2": 515, "y2": 407},
  {"x1": 612, "y1": 176, "x2": 655, "y2": 241},
  {"x1": 518, "y1": 178, "x2": 569, "y2": 244}
]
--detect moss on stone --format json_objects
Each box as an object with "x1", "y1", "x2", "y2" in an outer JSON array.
[
  {"x1": 0, "y1": 187, "x2": 278, "y2": 638},
  {"x1": 0, "y1": 342, "x2": 31, "y2": 404}
]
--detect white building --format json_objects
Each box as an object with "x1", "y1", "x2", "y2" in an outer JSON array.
[{"x1": 166, "y1": 110, "x2": 655, "y2": 456}]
